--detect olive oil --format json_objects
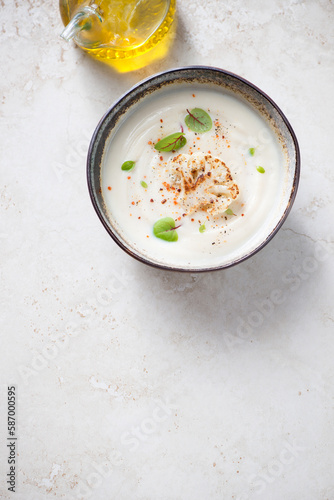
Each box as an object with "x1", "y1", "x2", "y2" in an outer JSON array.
[{"x1": 60, "y1": 0, "x2": 176, "y2": 69}]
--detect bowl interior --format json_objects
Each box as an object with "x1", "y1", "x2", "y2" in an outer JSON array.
[{"x1": 87, "y1": 67, "x2": 300, "y2": 272}]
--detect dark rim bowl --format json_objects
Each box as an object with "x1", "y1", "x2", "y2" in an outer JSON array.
[{"x1": 87, "y1": 66, "x2": 300, "y2": 272}]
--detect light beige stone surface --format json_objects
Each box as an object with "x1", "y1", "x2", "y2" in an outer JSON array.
[{"x1": 0, "y1": 0, "x2": 334, "y2": 499}]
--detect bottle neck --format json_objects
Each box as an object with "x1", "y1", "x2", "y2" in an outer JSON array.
[{"x1": 60, "y1": 6, "x2": 102, "y2": 42}]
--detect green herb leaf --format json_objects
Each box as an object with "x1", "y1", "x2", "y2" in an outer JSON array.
[
  {"x1": 154, "y1": 133, "x2": 186, "y2": 152},
  {"x1": 185, "y1": 108, "x2": 212, "y2": 133},
  {"x1": 140, "y1": 180, "x2": 148, "y2": 188},
  {"x1": 256, "y1": 166, "x2": 265, "y2": 173},
  {"x1": 121, "y1": 160, "x2": 135, "y2": 171},
  {"x1": 153, "y1": 217, "x2": 179, "y2": 242},
  {"x1": 249, "y1": 147, "x2": 256, "y2": 156},
  {"x1": 199, "y1": 224, "x2": 206, "y2": 233},
  {"x1": 225, "y1": 208, "x2": 236, "y2": 216}
]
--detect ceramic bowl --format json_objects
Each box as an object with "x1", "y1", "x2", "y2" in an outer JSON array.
[{"x1": 87, "y1": 66, "x2": 300, "y2": 272}]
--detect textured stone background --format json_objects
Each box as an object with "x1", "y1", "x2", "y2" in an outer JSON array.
[{"x1": 1, "y1": 1, "x2": 333, "y2": 499}]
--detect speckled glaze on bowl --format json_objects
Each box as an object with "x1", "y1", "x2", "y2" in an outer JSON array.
[{"x1": 87, "y1": 66, "x2": 300, "y2": 272}]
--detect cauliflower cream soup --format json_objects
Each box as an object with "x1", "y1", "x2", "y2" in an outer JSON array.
[{"x1": 101, "y1": 86, "x2": 286, "y2": 269}]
